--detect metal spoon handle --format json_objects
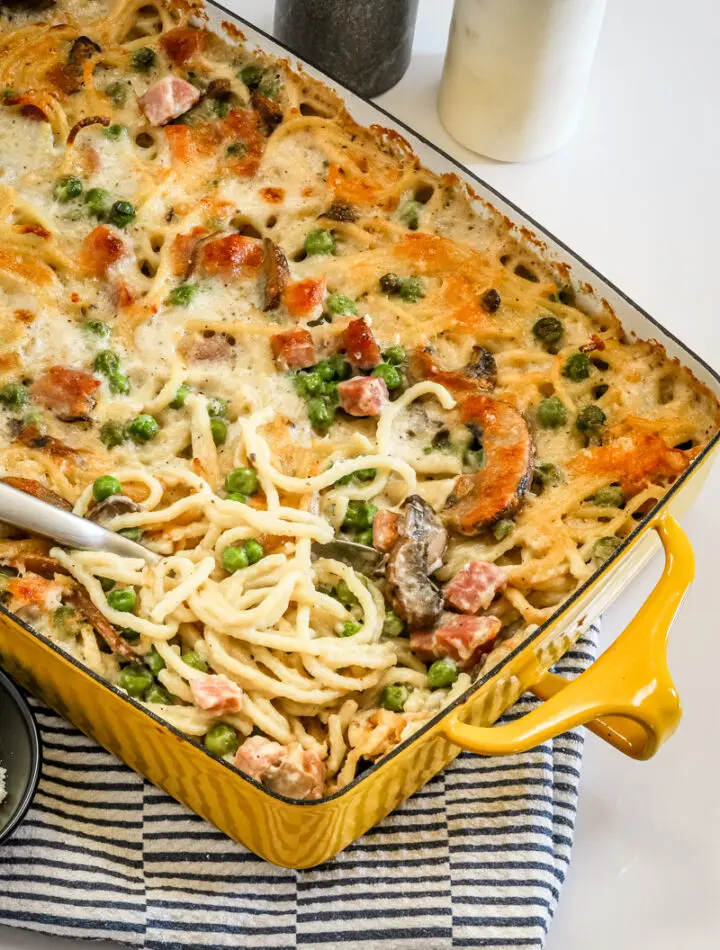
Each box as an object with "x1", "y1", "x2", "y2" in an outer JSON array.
[{"x1": 0, "y1": 482, "x2": 159, "y2": 564}]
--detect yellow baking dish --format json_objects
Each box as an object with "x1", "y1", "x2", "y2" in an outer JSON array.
[{"x1": 1, "y1": 1, "x2": 718, "y2": 870}]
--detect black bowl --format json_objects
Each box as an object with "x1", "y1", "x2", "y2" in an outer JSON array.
[{"x1": 0, "y1": 667, "x2": 42, "y2": 844}]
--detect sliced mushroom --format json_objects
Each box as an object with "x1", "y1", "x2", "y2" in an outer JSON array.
[
  {"x1": 321, "y1": 202, "x2": 359, "y2": 223},
  {"x1": 1, "y1": 477, "x2": 73, "y2": 512},
  {"x1": 262, "y1": 237, "x2": 290, "y2": 310},
  {"x1": 311, "y1": 539, "x2": 386, "y2": 578},
  {"x1": 9, "y1": 554, "x2": 69, "y2": 578},
  {"x1": 386, "y1": 495, "x2": 448, "y2": 630},
  {"x1": 66, "y1": 586, "x2": 139, "y2": 663},
  {"x1": 87, "y1": 495, "x2": 140, "y2": 525},
  {"x1": 442, "y1": 395, "x2": 535, "y2": 535},
  {"x1": 251, "y1": 91, "x2": 283, "y2": 134},
  {"x1": 411, "y1": 345, "x2": 497, "y2": 396},
  {"x1": 68, "y1": 35, "x2": 101, "y2": 66}
]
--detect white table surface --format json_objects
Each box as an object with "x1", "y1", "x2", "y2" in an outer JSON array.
[{"x1": 2, "y1": 1, "x2": 719, "y2": 948}]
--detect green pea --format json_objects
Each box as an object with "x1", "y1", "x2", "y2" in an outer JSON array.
[
  {"x1": 493, "y1": 519, "x2": 515, "y2": 541},
  {"x1": 244, "y1": 539, "x2": 265, "y2": 564},
  {"x1": 464, "y1": 447, "x2": 486, "y2": 472},
  {"x1": 52, "y1": 605, "x2": 80, "y2": 636},
  {"x1": 293, "y1": 371, "x2": 320, "y2": 397},
  {"x1": 94, "y1": 349, "x2": 120, "y2": 376},
  {"x1": 206, "y1": 396, "x2": 228, "y2": 418},
  {"x1": 326, "y1": 294, "x2": 357, "y2": 316},
  {"x1": 594, "y1": 536, "x2": 622, "y2": 560},
  {"x1": 334, "y1": 578, "x2": 359, "y2": 608},
  {"x1": 170, "y1": 383, "x2": 190, "y2": 409},
  {"x1": 239, "y1": 63, "x2": 264, "y2": 88},
  {"x1": 92, "y1": 475, "x2": 122, "y2": 502},
  {"x1": 181, "y1": 650, "x2": 208, "y2": 672},
  {"x1": 146, "y1": 646, "x2": 166, "y2": 676},
  {"x1": 109, "y1": 372, "x2": 131, "y2": 395},
  {"x1": 320, "y1": 380, "x2": 339, "y2": 402},
  {"x1": 380, "y1": 683, "x2": 409, "y2": 712},
  {"x1": 224, "y1": 467, "x2": 258, "y2": 496},
  {"x1": 119, "y1": 627, "x2": 140, "y2": 642},
  {"x1": 212, "y1": 98, "x2": 230, "y2": 119},
  {"x1": 355, "y1": 528, "x2": 374, "y2": 546},
  {"x1": 167, "y1": 283, "x2": 199, "y2": 307},
  {"x1": 343, "y1": 500, "x2": 378, "y2": 530},
  {"x1": 23, "y1": 408, "x2": 44, "y2": 428},
  {"x1": 210, "y1": 417, "x2": 227, "y2": 445},
  {"x1": 328, "y1": 354, "x2": 351, "y2": 380},
  {"x1": 0, "y1": 382, "x2": 28, "y2": 408},
  {"x1": 257, "y1": 74, "x2": 281, "y2": 100},
  {"x1": 304, "y1": 229, "x2": 335, "y2": 256},
  {"x1": 226, "y1": 140, "x2": 247, "y2": 158},
  {"x1": 338, "y1": 621, "x2": 361, "y2": 637},
  {"x1": 83, "y1": 320, "x2": 110, "y2": 340},
  {"x1": 107, "y1": 588, "x2": 137, "y2": 612},
  {"x1": 533, "y1": 462, "x2": 562, "y2": 489},
  {"x1": 532, "y1": 316, "x2": 564, "y2": 345},
  {"x1": 118, "y1": 527, "x2": 142, "y2": 542},
  {"x1": 105, "y1": 81, "x2": 127, "y2": 105},
  {"x1": 118, "y1": 664, "x2": 154, "y2": 698},
  {"x1": 222, "y1": 545, "x2": 249, "y2": 573},
  {"x1": 576, "y1": 404, "x2": 607, "y2": 434},
  {"x1": 131, "y1": 47, "x2": 156, "y2": 72},
  {"x1": 100, "y1": 420, "x2": 127, "y2": 448},
  {"x1": 104, "y1": 123, "x2": 127, "y2": 140},
  {"x1": 382, "y1": 608, "x2": 405, "y2": 637},
  {"x1": 204, "y1": 723, "x2": 240, "y2": 756},
  {"x1": 379, "y1": 273, "x2": 402, "y2": 295},
  {"x1": 85, "y1": 187, "x2": 111, "y2": 217},
  {"x1": 427, "y1": 657, "x2": 459, "y2": 689},
  {"x1": 398, "y1": 277, "x2": 425, "y2": 303},
  {"x1": 109, "y1": 200, "x2": 136, "y2": 229},
  {"x1": 355, "y1": 468, "x2": 377, "y2": 482},
  {"x1": 145, "y1": 683, "x2": 173, "y2": 705},
  {"x1": 398, "y1": 199, "x2": 422, "y2": 230},
  {"x1": 371, "y1": 363, "x2": 402, "y2": 390},
  {"x1": 54, "y1": 176, "x2": 82, "y2": 203},
  {"x1": 127, "y1": 413, "x2": 159, "y2": 442},
  {"x1": 307, "y1": 396, "x2": 334, "y2": 431},
  {"x1": 314, "y1": 360, "x2": 336, "y2": 382},
  {"x1": 563, "y1": 352, "x2": 591, "y2": 381},
  {"x1": 383, "y1": 345, "x2": 406, "y2": 365},
  {"x1": 226, "y1": 492, "x2": 247, "y2": 504},
  {"x1": 591, "y1": 486, "x2": 625, "y2": 508},
  {"x1": 537, "y1": 396, "x2": 567, "y2": 429}
]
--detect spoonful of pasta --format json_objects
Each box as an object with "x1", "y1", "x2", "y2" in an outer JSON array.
[{"x1": 0, "y1": 479, "x2": 160, "y2": 565}]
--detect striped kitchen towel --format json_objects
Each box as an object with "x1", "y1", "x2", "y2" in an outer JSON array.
[{"x1": 0, "y1": 625, "x2": 598, "y2": 950}]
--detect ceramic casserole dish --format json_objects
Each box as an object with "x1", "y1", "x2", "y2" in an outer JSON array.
[{"x1": 0, "y1": 1, "x2": 718, "y2": 869}]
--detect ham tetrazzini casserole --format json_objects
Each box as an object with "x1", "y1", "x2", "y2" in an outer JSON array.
[{"x1": 0, "y1": 0, "x2": 717, "y2": 799}]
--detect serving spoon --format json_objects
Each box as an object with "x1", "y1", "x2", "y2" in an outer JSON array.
[{"x1": 0, "y1": 481, "x2": 160, "y2": 565}]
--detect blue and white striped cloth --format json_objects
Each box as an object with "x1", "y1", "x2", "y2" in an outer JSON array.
[{"x1": 0, "y1": 626, "x2": 597, "y2": 950}]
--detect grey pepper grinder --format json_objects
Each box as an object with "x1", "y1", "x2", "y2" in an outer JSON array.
[{"x1": 273, "y1": 0, "x2": 420, "y2": 98}]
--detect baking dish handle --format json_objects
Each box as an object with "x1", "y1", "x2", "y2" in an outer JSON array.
[{"x1": 442, "y1": 513, "x2": 693, "y2": 761}]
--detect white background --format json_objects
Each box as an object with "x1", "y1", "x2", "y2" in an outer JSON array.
[{"x1": 2, "y1": 1, "x2": 719, "y2": 948}]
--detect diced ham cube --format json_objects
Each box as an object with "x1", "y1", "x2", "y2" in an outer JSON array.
[
  {"x1": 140, "y1": 75, "x2": 201, "y2": 126},
  {"x1": 410, "y1": 613, "x2": 502, "y2": 669},
  {"x1": 341, "y1": 318, "x2": 381, "y2": 370},
  {"x1": 337, "y1": 376, "x2": 388, "y2": 417},
  {"x1": 443, "y1": 560, "x2": 507, "y2": 614},
  {"x1": 234, "y1": 735, "x2": 286, "y2": 781},
  {"x1": 197, "y1": 233, "x2": 265, "y2": 280},
  {"x1": 81, "y1": 225, "x2": 126, "y2": 278},
  {"x1": 373, "y1": 509, "x2": 399, "y2": 552},
  {"x1": 234, "y1": 737, "x2": 325, "y2": 800},
  {"x1": 271, "y1": 327, "x2": 316, "y2": 370},
  {"x1": 32, "y1": 366, "x2": 100, "y2": 421},
  {"x1": 190, "y1": 674, "x2": 244, "y2": 715},
  {"x1": 282, "y1": 276, "x2": 326, "y2": 320}
]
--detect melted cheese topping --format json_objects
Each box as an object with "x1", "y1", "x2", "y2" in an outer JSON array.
[{"x1": 0, "y1": 0, "x2": 717, "y2": 799}]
